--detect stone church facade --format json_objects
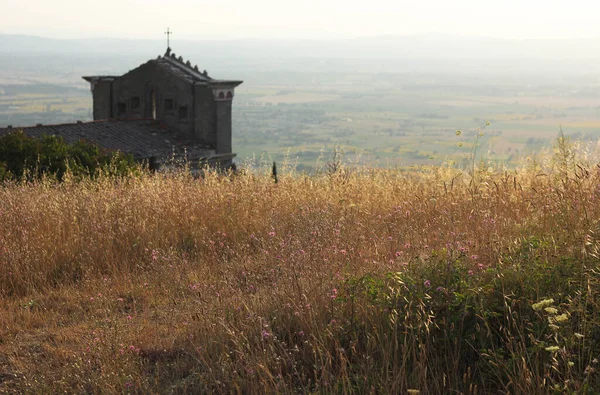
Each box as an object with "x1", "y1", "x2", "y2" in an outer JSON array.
[
  {"x1": 84, "y1": 47, "x2": 242, "y2": 161},
  {"x1": 0, "y1": 48, "x2": 243, "y2": 170}
]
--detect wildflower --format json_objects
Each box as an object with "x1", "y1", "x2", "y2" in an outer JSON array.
[
  {"x1": 455, "y1": 130, "x2": 462, "y2": 136},
  {"x1": 545, "y1": 346, "x2": 560, "y2": 352},
  {"x1": 268, "y1": 232, "x2": 276, "y2": 237},
  {"x1": 261, "y1": 330, "x2": 271, "y2": 340},
  {"x1": 330, "y1": 288, "x2": 338, "y2": 299},
  {"x1": 585, "y1": 366, "x2": 595, "y2": 375},
  {"x1": 544, "y1": 307, "x2": 559, "y2": 314},
  {"x1": 532, "y1": 298, "x2": 554, "y2": 311},
  {"x1": 423, "y1": 280, "x2": 431, "y2": 287},
  {"x1": 298, "y1": 331, "x2": 304, "y2": 336},
  {"x1": 574, "y1": 333, "x2": 584, "y2": 339},
  {"x1": 555, "y1": 314, "x2": 568, "y2": 323}
]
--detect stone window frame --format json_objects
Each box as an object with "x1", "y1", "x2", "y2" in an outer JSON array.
[
  {"x1": 131, "y1": 96, "x2": 141, "y2": 111},
  {"x1": 164, "y1": 98, "x2": 175, "y2": 113},
  {"x1": 117, "y1": 102, "x2": 127, "y2": 117},
  {"x1": 178, "y1": 106, "x2": 189, "y2": 120}
]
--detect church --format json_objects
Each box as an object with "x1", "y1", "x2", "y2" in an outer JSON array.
[{"x1": 0, "y1": 46, "x2": 243, "y2": 170}]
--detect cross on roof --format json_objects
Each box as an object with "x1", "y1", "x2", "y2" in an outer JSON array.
[{"x1": 165, "y1": 28, "x2": 172, "y2": 49}]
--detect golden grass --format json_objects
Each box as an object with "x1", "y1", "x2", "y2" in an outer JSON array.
[{"x1": 1, "y1": 140, "x2": 600, "y2": 393}]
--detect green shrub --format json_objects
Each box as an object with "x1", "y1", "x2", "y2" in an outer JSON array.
[{"x1": 0, "y1": 130, "x2": 136, "y2": 181}]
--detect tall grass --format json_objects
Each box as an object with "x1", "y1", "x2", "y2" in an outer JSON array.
[{"x1": 1, "y1": 138, "x2": 600, "y2": 393}]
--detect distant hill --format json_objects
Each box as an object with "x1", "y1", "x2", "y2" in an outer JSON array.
[
  {"x1": 3, "y1": 33, "x2": 600, "y2": 75},
  {"x1": 2, "y1": 33, "x2": 600, "y2": 60}
]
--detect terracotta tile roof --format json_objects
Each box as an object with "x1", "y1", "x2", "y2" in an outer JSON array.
[{"x1": 0, "y1": 119, "x2": 216, "y2": 161}]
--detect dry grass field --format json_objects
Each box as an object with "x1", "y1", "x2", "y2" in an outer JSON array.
[{"x1": 1, "y1": 137, "x2": 600, "y2": 393}]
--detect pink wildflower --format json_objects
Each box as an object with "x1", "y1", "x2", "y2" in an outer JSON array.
[{"x1": 330, "y1": 288, "x2": 338, "y2": 300}]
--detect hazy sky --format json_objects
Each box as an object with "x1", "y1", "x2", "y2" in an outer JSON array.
[{"x1": 1, "y1": 0, "x2": 599, "y2": 40}]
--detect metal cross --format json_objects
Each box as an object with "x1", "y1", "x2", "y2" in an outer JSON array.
[{"x1": 165, "y1": 28, "x2": 172, "y2": 48}]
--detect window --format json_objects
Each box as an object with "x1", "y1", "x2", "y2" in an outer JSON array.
[
  {"x1": 164, "y1": 99, "x2": 174, "y2": 112},
  {"x1": 179, "y1": 106, "x2": 188, "y2": 120},
  {"x1": 151, "y1": 90, "x2": 156, "y2": 119},
  {"x1": 131, "y1": 96, "x2": 140, "y2": 110},
  {"x1": 117, "y1": 102, "x2": 127, "y2": 117},
  {"x1": 218, "y1": 92, "x2": 225, "y2": 100},
  {"x1": 226, "y1": 91, "x2": 233, "y2": 99}
]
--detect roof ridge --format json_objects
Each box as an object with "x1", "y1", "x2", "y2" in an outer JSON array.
[
  {"x1": 0, "y1": 118, "x2": 161, "y2": 130},
  {"x1": 158, "y1": 52, "x2": 212, "y2": 81}
]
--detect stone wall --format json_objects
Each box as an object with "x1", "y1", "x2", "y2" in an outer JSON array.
[
  {"x1": 215, "y1": 100, "x2": 232, "y2": 155},
  {"x1": 91, "y1": 81, "x2": 112, "y2": 120},
  {"x1": 111, "y1": 62, "x2": 195, "y2": 138},
  {"x1": 193, "y1": 85, "x2": 217, "y2": 147}
]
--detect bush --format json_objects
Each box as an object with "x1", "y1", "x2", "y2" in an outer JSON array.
[{"x1": 0, "y1": 130, "x2": 136, "y2": 181}]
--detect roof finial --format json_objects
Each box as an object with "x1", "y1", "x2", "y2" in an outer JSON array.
[{"x1": 164, "y1": 27, "x2": 173, "y2": 49}]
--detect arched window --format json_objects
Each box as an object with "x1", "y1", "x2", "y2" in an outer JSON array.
[
  {"x1": 226, "y1": 91, "x2": 233, "y2": 99},
  {"x1": 218, "y1": 91, "x2": 225, "y2": 100}
]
